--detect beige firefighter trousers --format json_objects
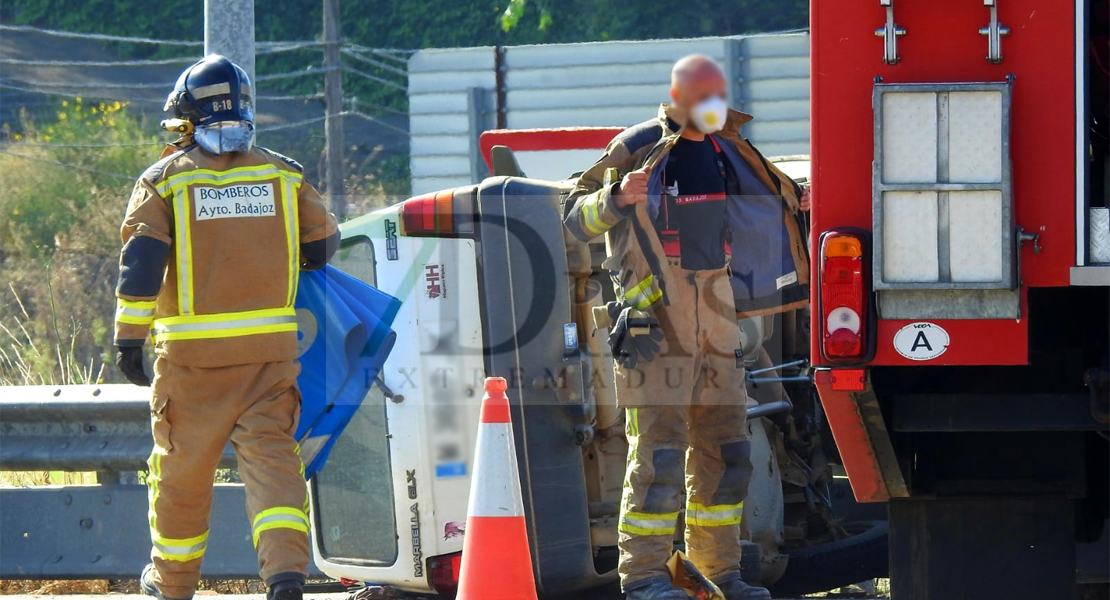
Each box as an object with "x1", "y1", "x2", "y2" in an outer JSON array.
[
  {"x1": 615, "y1": 263, "x2": 752, "y2": 588},
  {"x1": 147, "y1": 357, "x2": 310, "y2": 599}
]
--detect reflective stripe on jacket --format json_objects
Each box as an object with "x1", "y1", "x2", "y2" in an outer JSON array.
[{"x1": 114, "y1": 143, "x2": 337, "y2": 367}]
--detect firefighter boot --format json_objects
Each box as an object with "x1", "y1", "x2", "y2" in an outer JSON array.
[
  {"x1": 266, "y1": 578, "x2": 303, "y2": 600},
  {"x1": 624, "y1": 576, "x2": 689, "y2": 600},
  {"x1": 141, "y1": 564, "x2": 192, "y2": 600},
  {"x1": 714, "y1": 575, "x2": 771, "y2": 600}
]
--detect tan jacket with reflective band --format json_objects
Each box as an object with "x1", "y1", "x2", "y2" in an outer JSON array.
[
  {"x1": 564, "y1": 104, "x2": 809, "y2": 318},
  {"x1": 115, "y1": 143, "x2": 337, "y2": 367}
]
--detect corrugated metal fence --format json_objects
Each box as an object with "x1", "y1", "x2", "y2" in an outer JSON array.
[{"x1": 408, "y1": 32, "x2": 810, "y2": 195}]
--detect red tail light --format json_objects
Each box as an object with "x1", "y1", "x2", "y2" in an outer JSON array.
[
  {"x1": 819, "y1": 231, "x2": 870, "y2": 362},
  {"x1": 399, "y1": 187, "x2": 475, "y2": 237},
  {"x1": 428, "y1": 552, "x2": 462, "y2": 596}
]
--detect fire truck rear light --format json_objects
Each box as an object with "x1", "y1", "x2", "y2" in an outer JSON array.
[
  {"x1": 428, "y1": 552, "x2": 462, "y2": 595},
  {"x1": 830, "y1": 369, "x2": 866, "y2": 392},
  {"x1": 827, "y1": 328, "x2": 861, "y2": 357},
  {"x1": 826, "y1": 306, "x2": 862, "y2": 334},
  {"x1": 825, "y1": 236, "x2": 862, "y2": 258},
  {"x1": 819, "y1": 230, "x2": 870, "y2": 362}
]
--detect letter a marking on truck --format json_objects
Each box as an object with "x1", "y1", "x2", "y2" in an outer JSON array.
[{"x1": 893, "y1": 322, "x2": 950, "y2": 361}]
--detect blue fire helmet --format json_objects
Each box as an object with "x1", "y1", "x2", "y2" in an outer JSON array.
[
  {"x1": 165, "y1": 55, "x2": 255, "y2": 154},
  {"x1": 165, "y1": 54, "x2": 254, "y2": 125}
]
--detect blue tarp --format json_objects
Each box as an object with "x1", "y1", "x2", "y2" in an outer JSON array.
[{"x1": 294, "y1": 265, "x2": 401, "y2": 478}]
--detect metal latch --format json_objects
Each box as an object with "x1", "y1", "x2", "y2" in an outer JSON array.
[
  {"x1": 875, "y1": 0, "x2": 906, "y2": 65},
  {"x1": 1018, "y1": 228, "x2": 1042, "y2": 254},
  {"x1": 979, "y1": 0, "x2": 1010, "y2": 64}
]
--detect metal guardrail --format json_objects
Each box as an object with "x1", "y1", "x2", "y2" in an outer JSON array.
[
  {"x1": 0, "y1": 385, "x2": 237, "y2": 472},
  {"x1": 0, "y1": 384, "x2": 307, "y2": 580}
]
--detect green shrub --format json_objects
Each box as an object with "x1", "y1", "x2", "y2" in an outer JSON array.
[{"x1": 0, "y1": 98, "x2": 155, "y2": 386}]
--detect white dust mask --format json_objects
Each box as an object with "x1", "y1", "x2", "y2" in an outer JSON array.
[{"x1": 689, "y1": 96, "x2": 728, "y2": 134}]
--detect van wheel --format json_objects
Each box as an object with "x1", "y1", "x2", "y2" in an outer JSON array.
[{"x1": 766, "y1": 520, "x2": 888, "y2": 597}]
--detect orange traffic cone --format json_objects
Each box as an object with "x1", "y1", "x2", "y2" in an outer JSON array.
[{"x1": 456, "y1": 377, "x2": 539, "y2": 600}]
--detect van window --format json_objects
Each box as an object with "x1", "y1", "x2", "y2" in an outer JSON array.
[
  {"x1": 310, "y1": 236, "x2": 398, "y2": 565},
  {"x1": 330, "y1": 236, "x2": 376, "y2": 286}
]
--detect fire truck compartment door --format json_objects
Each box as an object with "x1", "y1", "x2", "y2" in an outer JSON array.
[{"x1": 872, "y1": 82, "x2": 1020, "y2": 319}]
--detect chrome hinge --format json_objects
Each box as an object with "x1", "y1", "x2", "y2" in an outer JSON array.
[
  {"x1": 979, "y1": 0, "x2": 1010, "y2": 63},
  {"x1": 875, "y1": 0, "x2": 906, "y2": 65}
]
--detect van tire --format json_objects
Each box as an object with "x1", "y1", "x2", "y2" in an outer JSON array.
[{"x1": 766, "y1": 520, "x2": 888, "y2": 597}]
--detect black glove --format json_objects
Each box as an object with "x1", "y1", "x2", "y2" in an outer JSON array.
[
  {"x1": 115, "y1": 345, "x2": 151, "y2": 387},
  {"x1": 606, "y1": 302, "x2": 664, "y2": 369}
]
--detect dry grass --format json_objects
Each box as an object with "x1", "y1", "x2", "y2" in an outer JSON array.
[
  {"x1": 0, "y1": 471, "x2": 97, "y2": 487},
  {"x1": 0, "y1": 580, "x2": 109, "y2": 595},
  {"x1": 0, "y1": 579, "x2": 270, "y2": 596}
]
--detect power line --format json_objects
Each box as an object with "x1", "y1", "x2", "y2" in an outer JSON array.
[
  {"x1": 0, "y1": 149, "x2": 135, "y2": 179},
  {"x1": 2, "y1": 78, "x2": 169, "y2": 90},
  {"x1": 263, "y1": 115, "x2": 330, "y2": 132},
  {"x1": 344, "y1": 110, "x2": 409, "y2": 136},
  {"x1": 342, "y1": 66, "x2": 406, "y2": 91},
  {"x1": 0, "y1": 24, "x2": 323, "y2": 53},
  {"x1": 340, "y1": 48, "x2": 408, "y2": 77},
  {"x1": 0, "y1": 80, "x2": 324, "y2": 102},
  {"x1": 0, "y1": 56, "x2": 199, "y2": 67},
  {"x1": 0, "y1": 23, "x2": 203, "y2": 46},
  {"x1": 0, "y1": 140, "x2": 163, "y2": 148},
  {"x1": 258, "y1": 41, "x2": 326, "y2": 53},
  {"x1": 260, "y1": 93, "x2": 326, "y2": 101},
  {"x1": 345, "y1": 43, "x2": 417, "y2": 61},
  {"x1": 255, "y1": 66, "x2": 337, "y2": 82},
  {"x1": 0, "y1": 81, "x2": 161, "y2": 103},
  {"x1": 349, "y1": 98, "x2": 406, "y2": 116},
  {"x1": 261, "y1": 111, "x2": 408, "y2": 136}
]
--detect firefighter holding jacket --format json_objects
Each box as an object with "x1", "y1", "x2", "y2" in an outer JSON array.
[
  {"x1": 563, "y1": 55, "x2": 808, "y2": 600},
  {"x1": 113, "y1": 55, "x2": 338, "y2": 600}
]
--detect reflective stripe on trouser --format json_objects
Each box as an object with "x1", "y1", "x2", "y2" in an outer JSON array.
[
  {"x1": 146, "y1": 358, "x2": 308, "y2": 600},
  {"x1": 615, "y1": 265, "x2": 752, "y2": 588},
  {"x1": 252, "y1": 507, "x2": 310, "y2": 547}
]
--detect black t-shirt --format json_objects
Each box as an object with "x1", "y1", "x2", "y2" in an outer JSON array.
[{"x1": 658, "y1": 136, "x2": 729, "y2": 271}]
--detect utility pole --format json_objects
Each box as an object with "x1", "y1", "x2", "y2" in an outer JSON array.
[
  {"x1": 323, "y1": 0, "x2": 345, "y2": 218},
  {"x1": 204, "y1": 0, "x2": 255, "y2": 85}
]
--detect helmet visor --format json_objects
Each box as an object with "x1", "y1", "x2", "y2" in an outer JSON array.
[{"x1": 194, "y1": 120, "x2": 255, "y2": 154}]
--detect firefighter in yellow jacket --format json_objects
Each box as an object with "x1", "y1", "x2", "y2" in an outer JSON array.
[
  {"x1": 113, "y1": 55, "x2": 339, "y2": 600},
  {"x1": 564, "y1": 56, "x2": 809, "y2": 600}
]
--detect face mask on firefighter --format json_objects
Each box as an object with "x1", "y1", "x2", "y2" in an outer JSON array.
[
  {"x1": 689, "y1": 96, "x2": 728, "y2": 134},
  {"x1": 194, "y1": 120, "x2": 256, "y2": 154}
]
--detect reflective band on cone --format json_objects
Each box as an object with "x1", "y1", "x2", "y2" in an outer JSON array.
[{"x1": 456, "y1": 377, "x2": 538, "y2": 600}]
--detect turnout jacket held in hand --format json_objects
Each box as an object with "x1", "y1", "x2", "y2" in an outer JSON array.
[{"x1": 562, "y1": 104, "x2": 809, "y2": 317}]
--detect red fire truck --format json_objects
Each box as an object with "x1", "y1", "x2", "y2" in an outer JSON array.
[{"x1": 810, "y1": 1, "x2": 1108, "y2": 598}]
